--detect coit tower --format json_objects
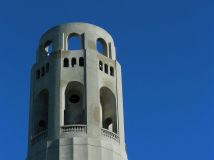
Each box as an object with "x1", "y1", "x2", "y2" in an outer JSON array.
[{"x1": 26, "y1": 22, "x2": 128, "y2": 160}]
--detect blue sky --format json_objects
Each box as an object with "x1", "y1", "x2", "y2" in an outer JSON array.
[{"x1": 0, "y1": 0, "x2": 214, "y2": 159}]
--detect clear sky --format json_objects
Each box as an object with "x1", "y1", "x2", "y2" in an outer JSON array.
[{"x1": 0, "y1": 0, "x2": 214, "y2": 160}]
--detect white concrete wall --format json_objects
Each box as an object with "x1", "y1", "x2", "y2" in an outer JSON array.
[{"x1": 27, "y1": 23, "x2": 127, "y2": 160}]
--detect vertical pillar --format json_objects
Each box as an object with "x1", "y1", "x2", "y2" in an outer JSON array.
[{"x1": 85, "y1": 49, "x2": 101, "y2": 137}]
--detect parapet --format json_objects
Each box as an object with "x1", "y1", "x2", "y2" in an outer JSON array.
[{"x1": 36, "y1": 22, "x2": 116, "y2": 62}]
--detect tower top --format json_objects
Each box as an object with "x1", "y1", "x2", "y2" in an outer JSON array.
[
  {"x1": 37, "y1": 22, "x2": 116, "y2": 62},
  {"x1": 40, "y1": 22, "x2": 114, "y2": 42},
  {"x1": 27, "y1": 22, "x2": 127, "y2": 160}
]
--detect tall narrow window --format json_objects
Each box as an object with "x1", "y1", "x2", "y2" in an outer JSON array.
[
  {"x1": 71, "y1": 58, "x2": 76, "y2": 67},
  {"x1": 41, "y1": 66, "x2": 45, "y2": 76},
  {"x1": 97, "y1": 38, "x2": 107, "y2": 56},
  {"x1": 79, "y1": 57, "x2": 84, "y2": 67},
  {"x1": 46, "y1": 63, "x2": 49, "y2": 73},
  {"x1": 99, "y1": 61, "x2": 103, "y2": 71},
  {"x1": 104, "y1": 64, "x2": 108, "y2": 74},
  {"x1": 68, "y1": 33, "x2": 82, "y2": 50},
  {"x1": 110, "y1": 66, "x2": 114, "y2": 76},
  {"x1": 36, "y1": 70, "x2": 40, "y2": 79},
  {"x1": 64, "y1": 58, "x2": 69, "y2": 67}
]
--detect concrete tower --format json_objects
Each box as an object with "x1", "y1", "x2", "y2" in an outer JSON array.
[{"x1": 26, "y1": 23, "x2": 128, "y2": 160}]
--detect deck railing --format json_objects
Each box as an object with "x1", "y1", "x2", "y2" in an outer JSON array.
[
  {"x1": 101, "y1": 128, "x2": 120, "y2": 143},
  {"x1": 61, "y1": 125, "x2": 87, "y2": 133},
  {"x1": 31, "y1": 126, "x2": 119, "y2": 144}
]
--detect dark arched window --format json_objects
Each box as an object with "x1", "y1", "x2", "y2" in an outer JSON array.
[
  {"x1": 110, "y1": 66, "x2": 114, "y2": 76},
  {"x1": 64, "y1": 58, "x2": 69, "y2": 67},
  {"x1": 41, "y1": 66, "x2": 45, "y2": 76},
  {"x1": 33, "y1": 89, "x2": 49, "y2": 136},
  {"x1": 46, "y1": 63, "x2": 49, "y2": 73},
  {"x1": 68, "y1": 33, "x2": 82, "y2": 50},
  {"x1": 44, "y1": 40, "x2": 53, "y2": 56},
  {"x1": 100, "y1": 87, "x2": 117, "y2": 133},
  {"x1": 97, "y1": 38, "x2": 107, "y2": 56},
  {"x1": 99, "y1": 61, "x2": 103, "y2": 71},
  {"x1": 103, "y1": 118, "x2": 113, "y2": 130},
  {"x1": 71, "y1": 58, "x2": 76, "y2": 67},
  {"x1": 104, "y1": 64, "x2": 108, "y2": 74},
  {"x1": 64, "y1": 82, "x2": 85, "y2": 125},
  {"x1": 79, "y1": 57, "x2": 84, "y2": 67}
]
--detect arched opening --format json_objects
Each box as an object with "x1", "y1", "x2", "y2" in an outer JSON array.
[
  {"x1": 99, "y1": 61, "x2": 103, "y2": 71},
  {"x1": 64, "y1": 58, "x2": 69, "y2": 67},
  {"x1": 44, "y1": 40, "x2": 53, "y2": 56},
  {"x1": 64, "y1": 82, "x2": 85, "y2": 125},
  {"x1": 100, "y1": 87, "x2": 117, "y2": 133},
  {"x1": 96, "y1": 38, "x2": 107, "y2": 56},
  {"x1": 33, "y1": 89, "x2": 49, "y2": 136},
  {"x1": 79, "y1": 57, "x2": 84, "y2": 67},
  {"x1": 68, "y1": 33, "x2": 82, "y2": 50},
  {"x1": 71, "y1": 58, "x2": 76, "y2": 67},
  {"x1": 110, "y1": 66, "x2": 114, "y2": 76},
  {"x1": 104, "y1": 64, "x2": 108, "y2": 74}
]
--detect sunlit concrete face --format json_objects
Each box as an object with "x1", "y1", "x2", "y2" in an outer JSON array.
[{"x1": 26, "y1": 22, "x2": 128, "y2": 160}]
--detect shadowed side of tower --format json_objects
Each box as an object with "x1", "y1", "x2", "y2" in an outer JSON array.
[{"x1": 26, "y1": 23, "x2": 128, "y2": 160}]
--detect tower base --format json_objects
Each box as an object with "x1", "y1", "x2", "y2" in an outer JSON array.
[{"x1": 27, "y1": 137, "x2": 128, "y2": 160}]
